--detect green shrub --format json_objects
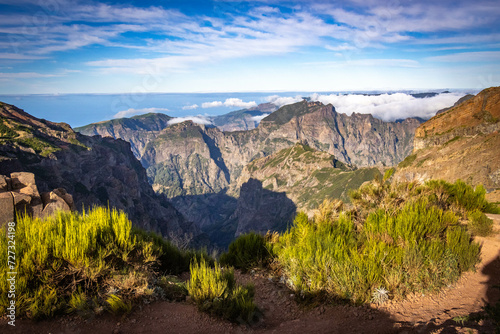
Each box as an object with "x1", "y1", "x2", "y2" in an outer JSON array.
[
  {"x1": 468, "y1": 210, "x2": 494, "y2": 237},
  {"x1": 0, "y1": 207, "x2": 203, "y2": 319},
  {"x1": 219, "y1": 232, "x2": 271, "y2": 271},
  {"x1": 187, "y1": 258, "x2": 257, "y2": 323},
  {"x1": 106, "y1": 294, "x2": 132, "y2": 315},
  {"x1": 274, "y1": 187, "x2": 482, "y2": 304}
]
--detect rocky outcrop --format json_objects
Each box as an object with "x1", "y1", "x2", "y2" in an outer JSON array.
[
  {"x1": 394, "y1": 87, "x2": 500, "y2": 201},
  {"x1": 0, "y1": 172, "x2": 74, "y2": 227},
  {"x1": 0, "y1": 102, "x2": 199, "y2": 242}
]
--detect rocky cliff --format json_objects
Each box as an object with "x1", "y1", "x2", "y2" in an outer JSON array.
[
  {"x1": 0, "y1": 102, "x2": 198, "y2": 241},
  {"x1": 394, "y1": 87, "x2": 500, "y2": 202}
]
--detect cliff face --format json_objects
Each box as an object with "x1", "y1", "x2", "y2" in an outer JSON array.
[
  {"x1": 0, "y1": 102, "x2": 198, "y2": 241},
  {"x1": 394, "y1": 87, "x2": 500, "y2": 202}
]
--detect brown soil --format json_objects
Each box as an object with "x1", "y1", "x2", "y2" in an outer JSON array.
[{"x1": 2, "y1": 215, "x2": 500, "y2": 334}]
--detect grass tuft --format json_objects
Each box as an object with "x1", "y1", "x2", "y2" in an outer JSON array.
[{"x1": 187, "y1": 258, "x2": 257, "y2": 323}]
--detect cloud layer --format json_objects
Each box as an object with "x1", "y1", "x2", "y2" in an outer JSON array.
[
  {"x1": 167, "y1": 116, "x2": 212, "y2": 126},
  {"x1": 266, "y1": 92, "x2": 466, "y2": 122},
  {"x1": 202, "y1": 98, "x2": 257, "y2": 109}
]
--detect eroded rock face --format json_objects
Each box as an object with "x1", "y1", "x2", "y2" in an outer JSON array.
[
  {"x1": 394, "y1": 87, "x2": 500, "y2": 200},
  {"x1": 0, "y1": 172, "x2": 74, "y2": 227}
]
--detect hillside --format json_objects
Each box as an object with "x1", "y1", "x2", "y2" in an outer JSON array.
[
  {"x1": 232, "y1": 143, "x2": 381, "y2": 213},
  {"x1": 0, "y1": 102, "x2": 199, "y2": 242},
  {"x1": 394, "y1": 87, "x2": 500, "y2": 202}
]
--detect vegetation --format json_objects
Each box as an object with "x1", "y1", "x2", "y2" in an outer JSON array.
[
  {"x1": 397, "y1": 153, "x2": 417, "y2": 168},
  {"x1": 220, "y1": 232, "x2": 272, "y2": 271},
  {"x1": 271, "y1": 178, "x2": 495, "y2": 304},
  {"x1": 468, "y1": 210, "x2": 494, "y2": 237},
  {"x1": 0, "y1": 207, "x2": 206, "y2": 319},
  {"x1": 187, "y1": 258, "x2": 257, "y2": 323}
]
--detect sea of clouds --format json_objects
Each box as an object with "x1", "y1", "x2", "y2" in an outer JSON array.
[{"x1": 266, "y1": 92, "x2": 466, "y2": 122}]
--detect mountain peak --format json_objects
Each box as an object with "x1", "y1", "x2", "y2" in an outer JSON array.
[{"x1": 260, "y1": 100, "x2": 325, "y2": 126}]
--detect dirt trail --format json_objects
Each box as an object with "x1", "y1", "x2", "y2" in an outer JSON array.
[{"x1": 2, "y1": 215, "x2": 500, "y2": 334}]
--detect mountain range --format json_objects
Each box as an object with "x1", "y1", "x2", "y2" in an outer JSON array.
[
  {"x1": 77, "y1": 99, "x2": 423, "y2": 247},
  {"x1": 2, "y1": 88, "x2": 497, "y2": 249}
]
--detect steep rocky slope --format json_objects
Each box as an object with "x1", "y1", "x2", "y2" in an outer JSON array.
[
  {"x1": 394, "y1": 87, "x2": 500, "y2": 202},
  {"x1": 76, "y1": 113, "x2": 172, "y2": 157},
  {"x1": 0, "y1": 102, "x2": 198, "y2": 241},
  {"x1": 231, "y1": 143, "x2": 381, "y2": 213}
]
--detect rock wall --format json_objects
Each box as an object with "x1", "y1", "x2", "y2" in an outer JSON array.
[{"x1": 0, "y1": 172, "x2": 74, "y2": 227}]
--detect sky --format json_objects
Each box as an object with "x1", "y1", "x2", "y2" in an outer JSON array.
[{"x1": 0, "y1": 0, "x2": 499, "y2": 95}]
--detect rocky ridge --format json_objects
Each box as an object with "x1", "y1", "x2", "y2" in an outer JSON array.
[
  {"x1": 231, "y1": 143, "x2": 381, "y2": 213},
  {"x1": 394, "y1": 87, "x2": 500, "y2": 202}
]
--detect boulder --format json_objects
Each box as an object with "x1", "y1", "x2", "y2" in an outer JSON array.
[
  {"x1": 41, "y1": 190, "x2": 71, "y2": 218},
  {"x1": 10, "y1": 172, "x2": 39, "y2": 197}
]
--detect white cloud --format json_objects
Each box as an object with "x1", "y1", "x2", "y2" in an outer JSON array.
[
  {"x1": 250, "y1": 114, "x2": 270, "y2": 124},
  {"x1": 113, "y1": 107, "x2": 169, "y2": 118},
  {"x1": 266, "y1": 95, "x2": 303, "y2": 107},
  {"x1": 201, "y1": 98, "x2": 257, "y2": 109},
  {"x1": 167, "y1": 116, "x2": 213, "y2": 126},
  {"x1": 308, "y1": 92, "x2": 465, "y2": 121},
  {"x1": 222, "y1": 98, "x2": 257, "y2": 108},
  {"x1": 182, "y1": 104, "x2": 199, "y2": 110},
  {"x1": 202, "y1": 101, "x2": 224, "y2": 108},
  {"x1": 426, "y1": 51, "x2": 500, "y2": 63},
  {"x1": 0, "y1": 72, "x2": 59, "y2": 78}
]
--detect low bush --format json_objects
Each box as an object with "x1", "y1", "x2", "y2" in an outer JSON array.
[
  {"x1": 274, "y1": 179, "x2": 486, "y2": 304},
  {"x1": 0, "y1": 207, "x2": 207, "y2": 319},
  {"x1": 187, "y1": 258, "x2": 257, "y2": 323},
  {"x1": 468, "y1": 210, "x2": 494, "y2": 237},
  {"x1": 219, "y1": 232, "x2": 271, "y2": 271}
]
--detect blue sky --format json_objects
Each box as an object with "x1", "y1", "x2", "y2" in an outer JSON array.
[{"x1": 0, "y1": 0, "x2": 499, "y2": 94}]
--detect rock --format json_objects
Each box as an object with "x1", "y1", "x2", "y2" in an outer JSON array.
[
  {"x1": 0, "y1": 192, "x2": 14, "y2": 226},
  {"x1": 10, "y1": 172, "x2": 38, "y2": 196},
  {"x1": 41, "y1": 190, "x2": 71, "y2": 218},
  {"x1": 12, "y1": 192, "x2": 32, "y2": 217},
  {"x1": 53, "y1": 188, "x2": 75, "y2": 210},
  {"x1": 0, "y1": 175, "x2": 10, "y2": 192}
]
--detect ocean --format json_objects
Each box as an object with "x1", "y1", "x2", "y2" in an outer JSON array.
[{"x1": 0, "y1": 92, "x2": 317, "y2": 128}]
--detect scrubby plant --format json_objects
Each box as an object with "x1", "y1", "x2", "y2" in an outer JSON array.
[
  {"x1": 0, "y1": 207, "x2": 206, "y2": 319},
  {"x1": 219, "y1": 232, "x2": 271, "y2": 271},
  {"x1": 468, "y1": 210, "x2": 494, "y2": 237},
  {"x1": 273, "y1": 179, "x2": 488, "y2": 304},
  {"x1": 106, "y1": 294, "x2": 132, "y2": 315},
  {"x1": 187, "y1": 258, "x2": 257, "y2": 323}
]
